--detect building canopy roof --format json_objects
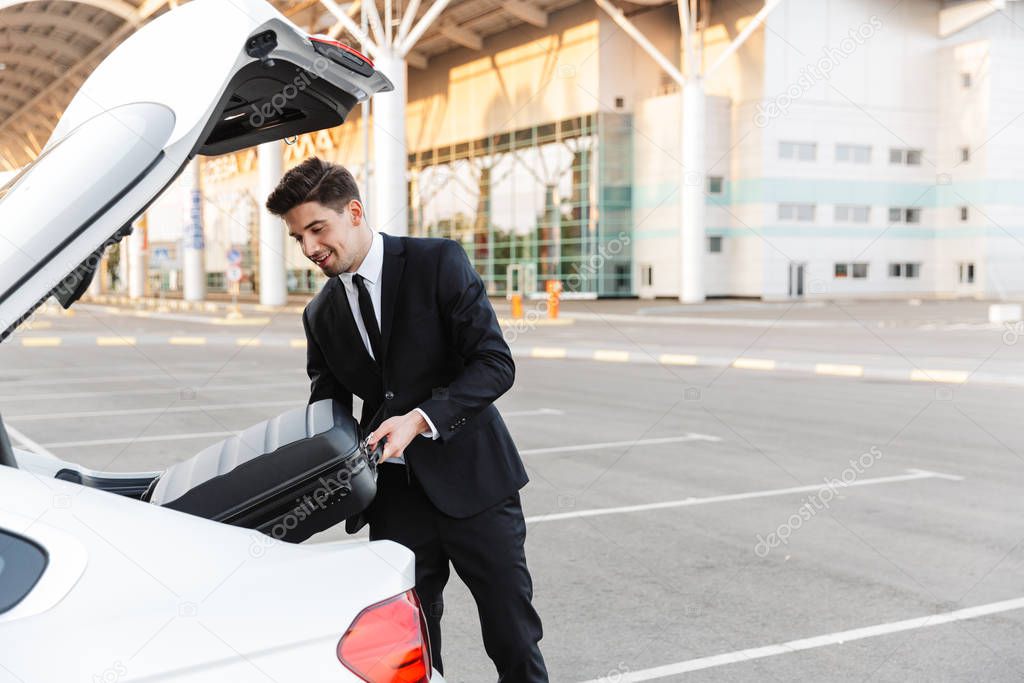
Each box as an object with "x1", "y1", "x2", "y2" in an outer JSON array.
[{"x1": 0, "y1": 0, "x2": 584, "y2": 169}]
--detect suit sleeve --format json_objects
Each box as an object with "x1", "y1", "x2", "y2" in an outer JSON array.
[
  {"x1": 302, "y1": 307, "x2": 353, "y2": 415},
  {"x1": 415, "y1": 240, "x2": 515, "y2": 442}
]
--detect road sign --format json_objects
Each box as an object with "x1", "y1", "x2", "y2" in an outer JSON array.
[
  {"x1": 227, "y1": 247, "x2": 242, "y2": 264},
  {"x1": 226, "y1": 265, "x2": 242, "y2": 283}
]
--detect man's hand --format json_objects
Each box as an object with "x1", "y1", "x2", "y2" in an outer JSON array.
[{"x1": 368, "y1": 411, "x2": 429, "y2": 463}]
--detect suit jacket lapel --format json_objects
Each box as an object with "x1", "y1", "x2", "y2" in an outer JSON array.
[
  {"x1": 325, "y1": 277, "x2": 381, "y2": 377},
  {"x1": 379, "y1": 233, "x2": 406, "y2": 367}
]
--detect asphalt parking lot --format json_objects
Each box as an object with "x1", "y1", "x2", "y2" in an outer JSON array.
[{"x1": 4, "y1": 297, "x2": 1024, "y2": 681}]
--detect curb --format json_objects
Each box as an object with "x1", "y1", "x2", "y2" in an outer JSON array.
[{"x1": 6, "y1": 335, "x2": 1002, "y2": 387}]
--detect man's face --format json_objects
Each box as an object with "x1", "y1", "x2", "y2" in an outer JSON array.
[{"x1": 284, "y1": 199, "x2": 365, "y2": 277}]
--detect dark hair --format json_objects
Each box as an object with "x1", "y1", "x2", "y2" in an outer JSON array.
[{"x1": 265, "y1": 156, "x2": 362, "y2": 217}]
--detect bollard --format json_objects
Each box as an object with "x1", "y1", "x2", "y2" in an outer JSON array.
[
  {"x1": 545, "y1": 279, "x2": 562, "y2": 319},
  {"x1": 510, "y1": 293, "x2": 524, "y2": 319}
]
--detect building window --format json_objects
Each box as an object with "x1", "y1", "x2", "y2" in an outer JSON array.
[
  {"x1": 890, "y1": 148, "x2": 923, "y2": 165},
  {"x1": 778, "y1": 203, "x2": 815, "y2": 221},
  {"x1": 779, "y1": 141, "x2": 817, "y2": 161},
  {"x1": 962, "y1": 72, "x2": 972, "y2": 88},
  {"x1": 836, "y1": 144, "x2": 871, "y2": 164},
  {"x1": 889, "y1": 207, "x2": 921, "y2": 224},
  {"x1": 959, "y1": 262, "x2": 975, "y2": 284},
  {"x1": 641, "y1": 264, "x2": 653, "y2": 286},
  {"x1": 888, "y1": 262, "x2": 921, "y2": 279},
  {"x1": 707, "y1": 236, "x2": 723, "y2": 253},
  {"x1": 835, "y1": 262, "x2": 869, "y2": 279},
  {"x1": 835, "y1": 205, "x2": 870, "y2": 223},
  {"x1": 707, "y1": 176, "x2": 724, "y2": 194},
  {"x1": 960, "y1": 147, "x2": 970, "y2": 163},
  {"x1": 960, "y1": 206, "x2": 969, "y2": 221},
  {"x1": 409, "y1": 113, "x2": 629, "y2": 296}
]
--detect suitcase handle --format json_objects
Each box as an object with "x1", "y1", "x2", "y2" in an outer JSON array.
[{"x1": 360, "y1": 434, "x2": 387, "y2": 480}]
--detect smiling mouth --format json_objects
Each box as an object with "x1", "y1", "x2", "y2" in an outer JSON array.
[{"x1": 311, "y1": 252, "x2": 331, "y2": 267}]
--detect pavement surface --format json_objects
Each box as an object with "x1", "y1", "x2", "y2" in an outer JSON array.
[{"x1": 3, "y1": 297, "x2": 1024, "y2": 681}]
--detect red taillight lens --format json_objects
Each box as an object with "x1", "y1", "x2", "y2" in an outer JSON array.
[
  {"x1": 338, "y1": 590, "x2": 431, "y2": 683},
  {"x1": 309, "y1": 36, "x2": 374, "y2": 67}
]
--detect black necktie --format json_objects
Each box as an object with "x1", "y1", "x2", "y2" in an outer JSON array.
[{"x1": 353, "y1": 273, "x2": 382, "y2": 364}]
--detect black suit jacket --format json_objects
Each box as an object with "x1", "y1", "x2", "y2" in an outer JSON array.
[{"x1": 301, "y1": 234, "x2": 529, "y2": 528}]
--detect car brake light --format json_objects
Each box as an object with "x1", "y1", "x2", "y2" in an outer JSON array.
[
  {"x1": 338, "y1": 590, "x2": 431, "y2": 683},
  {"x1": 309, "y1": 35, "x2": 374, "y2": 67}
]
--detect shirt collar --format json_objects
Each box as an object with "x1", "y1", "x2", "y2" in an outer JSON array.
[{"x1": 341, "y1": 230, "x2": 383, "y2": 286}]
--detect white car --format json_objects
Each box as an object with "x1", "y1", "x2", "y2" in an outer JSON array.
[{"x1": 0, "y1": 0, "x2": 443, "y2": 680}]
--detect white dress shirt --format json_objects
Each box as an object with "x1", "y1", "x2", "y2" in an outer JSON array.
[{"x1": 338, "y1": 230, "x2": 439, "y2": 464}]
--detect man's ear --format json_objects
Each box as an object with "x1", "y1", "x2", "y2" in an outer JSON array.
[{"x1": 348, "y1": 199, "x2": 363, "y2": 226}]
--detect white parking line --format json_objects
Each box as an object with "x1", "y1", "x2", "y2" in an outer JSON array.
[
  {"x1": 0, "y1": 369, "x2": 298, "y2": 389},
  {"x1": 0, "y1": 381, "x2": 304, "y2": 402},
  {"x1": 504, "y1": 408, "x2": 565, "y2": 417},
  {"x1": 4, "y1": 406, "x2": 564, "y2": 422},
  {"x1": 521, "y1": 434, "x2": 721, "y2": 456},
  {"x1": 40, "y1": 431, "x2": 239, "y2": 448},
  {"x1": 576, "y1": 594, "x2": 1024, "y2": 682},
  {"x1": 526, "y1": 469, "x2": 962, "y2": 524},
  {"x1": 24, "y1": 407, "x2": 565, "y2": 447},
  {"x1": 4, "y1": 423, "x2": 59, "y2": 459},
  {"x1": 4, "y1": 400, "x2": 302, "y2": 421}
]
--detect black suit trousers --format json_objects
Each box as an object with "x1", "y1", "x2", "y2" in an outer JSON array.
[{"x1": 368, "y1": 463, "x2": 548, "y2": 683}]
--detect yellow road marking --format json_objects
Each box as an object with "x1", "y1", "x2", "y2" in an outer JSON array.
[
  {"x1": 531, "y1": 347, "x2": 568, "y2": 359},
  {"x1": 593, "y1": 349, "x2": 630, "y2": 362},
  {"x1": 659, "y1": 353, "x2": 698, "y2": 366},
  {"x1": 21, "y1": 337, "x2": 61, "y2": 347},
  {"x1": 815, "y1": 363, "x2": 864, "y2": 377},
  {"x1": 732, "y1": 357, "x2": 776, "y2": 371},
  {"x1": 910, "y1": 369, "x2": 969, "y2": 384}
]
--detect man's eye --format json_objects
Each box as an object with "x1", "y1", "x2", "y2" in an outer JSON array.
[{"x1": 312, "y1": 227, "x2": 323, "y2": 233}]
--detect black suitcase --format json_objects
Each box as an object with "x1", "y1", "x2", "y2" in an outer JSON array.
[{"x1": 143, "y1": 399, "x2": 382, "y2": 543}]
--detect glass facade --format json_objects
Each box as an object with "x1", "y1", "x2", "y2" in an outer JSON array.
[{"x1": 408, "y1": 112, "x2": 634, "y2": 297}]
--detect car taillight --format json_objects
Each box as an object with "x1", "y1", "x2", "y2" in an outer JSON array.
[
  {"x1": 338, "y1": 590, "x2": 431, "y2": 683},
  {"x1": 309, "y1": 35, "x2": 374, "y2": 67}
]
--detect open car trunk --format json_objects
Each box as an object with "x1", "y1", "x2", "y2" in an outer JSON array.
[
  {"x1": 0, "y1": 0, "x2": 392, "y2": 341},
  {"x1": 0, "y1": 0, "x2": 395, "y2": 540},
  {"x1": 5, "y1": 400, "x2": 381, "y2": 543}
]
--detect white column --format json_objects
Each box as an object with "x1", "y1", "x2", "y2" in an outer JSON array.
[
  {"x1": 372, "y1": 48, "x2": 408, "y2": 236},
  {"x1": 88, "y1": 261, "x2": 102, "y2": 297},
  {"x1": 181, "y1": 157, "x2": 206, "y2": 302},
  {"x1": 258, "y1": 140, "x2": 288, "y2": 306},
  {"x1": 680, "y1": 79, "x2": 706, "y2": 303},
  {"x1": 128, "y1": 215, "x2": 146, "y2": 299},
  {"x1": 116, "y1": 242, "x2": 128, "y2": 293}
]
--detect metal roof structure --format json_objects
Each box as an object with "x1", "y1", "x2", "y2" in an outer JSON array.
[{"x1": 0, "y1": 0, "x2": 587, "y2": 170}]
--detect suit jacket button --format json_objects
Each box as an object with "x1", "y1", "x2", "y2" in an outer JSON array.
[{"x1": 385, "y1": 391, "x2": 395, "y2": 400}]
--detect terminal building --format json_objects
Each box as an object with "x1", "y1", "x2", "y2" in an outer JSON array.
[{"x1": 3, "y1": 0, "x2": 1024, "y2": 301}]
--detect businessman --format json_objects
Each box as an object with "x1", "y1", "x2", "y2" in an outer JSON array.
[{"x1": 266, "y1": 157, "x2": 548, "y2": 682}]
